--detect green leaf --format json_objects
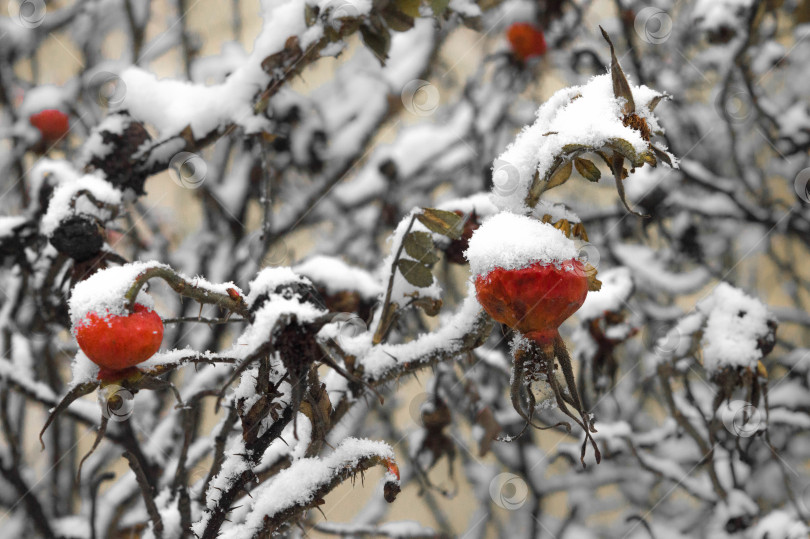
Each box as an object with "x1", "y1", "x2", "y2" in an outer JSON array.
[
  {"x1": 304, "y1": 4, "x2": 318, "y2": 26},
  {"x1": 599, "y1": 26, "x2": 635, "y2": 115},
  {"x1": 397, "y1": 259, "x2": 434, "y2": 287},
  {"x1": 574, "y1": 158, "x2": 601, "y2": 182},
  {"x1": 396, "y1": 0, "x2": 422, "y2": 17},
  {"x1": 383, "y1": 7, "x2": 415, "y2": 31},
  {"x1": 403, "y1": 231, "x2": 439, "y2": 264},
  {"x1": 430, "y1": 0, "x2": 450, "y2": 16},
  {"x1": 561, "y1": 143, "x2": 588, "y2": 154},
  {"x1": 416, "y1": 208, "x2": 463, "y2": 239},
  {"x1": 360, "y1": 23, "x2": 391, "y2": 64}
]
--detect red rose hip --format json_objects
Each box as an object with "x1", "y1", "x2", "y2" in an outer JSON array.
[
  {"x1": 29, "y1": 109, "x2": 70, "y2": 144},
  {"x1": 465, "y1": 212, "x2": 600, "y2": 464},
  {"x1": 475, "y1": 260, "x2": 588, "y2": 344},
  {"x1": 74, "y1": 303, "x2": 164, "y2": 377},
  {"x1": 507, "y1": 22, "x2": 547, "y2": 61}
]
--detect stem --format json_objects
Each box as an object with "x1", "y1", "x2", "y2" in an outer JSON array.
[
  {"x1": 124, "y1": 266, "x2": 250, "y2": 318},
  {"x1": 372, "y1": 213, "x2": 417, "y2": 344}
]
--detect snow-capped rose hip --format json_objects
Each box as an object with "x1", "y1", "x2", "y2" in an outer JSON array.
[
  {"x1": 29, "y1": 109, "x2": 70, "y2": 145},
  {"x1": 74, "y1": 303, "x2": 164, "y2": 379},
  {"x1": 465, "y1": 212, "x2": 601, "y2": 465},
  {"x1": 507, "y1": 22, "x2": 547, "y2": 62},
  {"x1": 474, "y1": 259, "x2": 588, "y2": 345}
]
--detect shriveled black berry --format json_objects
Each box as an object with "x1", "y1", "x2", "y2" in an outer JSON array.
[
  {"x1": 83, "y1": 113, "x2": 152, "y2": 195},
  {"x1": 49, "y1": 215, "x2": 103, "y2": 262}
]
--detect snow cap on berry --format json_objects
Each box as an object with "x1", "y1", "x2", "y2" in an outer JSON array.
[
  {"x1": 464, "y1": 212, "x2": 578, "y2": 278},
  {"x1": 697, "y1": 283, "x2": 776, "y2": 375},
  {"x1": 68, "y1": 261, "x2": 164, "y2": 328}
]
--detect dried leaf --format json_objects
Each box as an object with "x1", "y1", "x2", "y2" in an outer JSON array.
[
  {"x1": 476, "y1": 406, "x2": 501, "y2": 457},
  {"x1": 586, "y1": 268, "x2": 602, "y2": 292},
  {"x1": 600, "y1": 26, "x2": 635, "y2": 115},
  {"x1": 416, "y1": 208, "x2": 463, "y2": 239},
  {"x1": 607, "y1": 138, "x2": 642, "y2": 167},
  {"x1": 612, "y1": 154, "x2": 648, "y2": 218},
  {"x1": 641, "y1": 151, "x2": 657, "y2": 167},
  {"x1": 652, "y1": 145, "x2": 674, "y2": 167},
  {"x1": 412, "y1": 296, "x2": 442, "y2": 316},
  {"x1": 647, "y1": 94, "x2": 669, "y2": 112},
  {"x1": 39, "y1": 382, "x2": 98, "y2": 449},
  {"x1": 574, "y1": 158, "x2": 601, "y2": 182},
  {"x1": 397, "y1": 258, "x2": 434, "y2": 287},
  {"x1": 545, "y1": 161, "x2": 573, "y2": 191}
]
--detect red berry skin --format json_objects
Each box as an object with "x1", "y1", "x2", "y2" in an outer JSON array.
[
  {"x1": 507, "y1": 23, "x2": 547, "y2": 61},
  {"x1": 474, "y1": 260, "x2": 587, "y2": 343},
  {"x1": 75, "y1": 304, "x2": 164, "y2": 375},
  {"x1": 29, "y1": 109, "x2": 70, "y2": 144}
]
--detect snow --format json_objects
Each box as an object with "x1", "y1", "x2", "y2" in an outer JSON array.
[
  {"x1": 532, "y1": 199, "x2": 581, "y2": 223},
  {"x1": 464, "y1": 212, "x2": 577, "y2": 278},
  {"x1": 18, "y1": 84, "x2": 69, "y2": 117},
  {"x1": 191, "y1": 41, "x2": 248, "y2": 84},
  {"x1": 358, "y1": 287, "x2": 483, "y2": 380},
  {"x1": 294, "y1": 255, "x2": 382, "y2": 299},
  {"x1": 68, "y1": 261, "x2": 164, "y2": 328},
  {"x1": 332, "y1": 106, "x2": 474, "y2": 207},
  {"x1": 613, "y1": 243, "x2": 710, "y2": 295},
  {"x1": 40, "y1": 173, "x2": 123, "y2": 236},
  {"x1": 0, "y1": 216, "x2": 27, "y2": 239},
  {"x1": 752, "y1": 511, "x2": 810, "y2": 539},
  {"x1": 696, "y1": 282, "x2": 775, "y2": 374},
  {"x1": 257, "y1": 414, "x2": 313, "y2": 471},
  {"x1": 118, "y1": 0, "x2": 373, "y2": 138},
  {"x1": 27, "y1": 158, "x2": 81, "y2": 210},
  {"x1": 221, "y1": 438, "x2": 396, "y2": 538},
  {"x1": 234, "y1": 297, "x2": 325, "y2": 357},
  {"x1": 448, "y1": 0, "x2": 481, "y2": 17},
  {"x1": 578, "y1": 267, "x2": 633, "y2": 320},
  {"x1": 437, "y1": 192, "x2": 499, "y2": 217},
  {"x1": 489, "y1": 73, "x2": 674, "y2": 213},
  {"x1": 70, "y1": 351, "x2": 100, "y2": 383},
  {"x1": 647, "y1": 312, "x2": 704, "y2": 368},
  {"x1": 77, "y1": 113, "x2": 130, "y2": 167},
  {"x1": 317, "y1": 521, "x2": 441, "y2": 537},
  {"x1": 693, "y1": 0, "x2": 754, "y2": 33},
  {"x1": 245, "y1": 266, "x2": 311, "y2": 307}
]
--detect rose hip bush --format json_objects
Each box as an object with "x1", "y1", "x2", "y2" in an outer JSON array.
[{"x1": 1, "y1": 1, "x2": 810, "y2": 538}]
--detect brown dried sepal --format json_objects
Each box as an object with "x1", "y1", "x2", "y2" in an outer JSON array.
[{"x1": 622, "y1": 112, "x2": 652, "y2": 142}]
